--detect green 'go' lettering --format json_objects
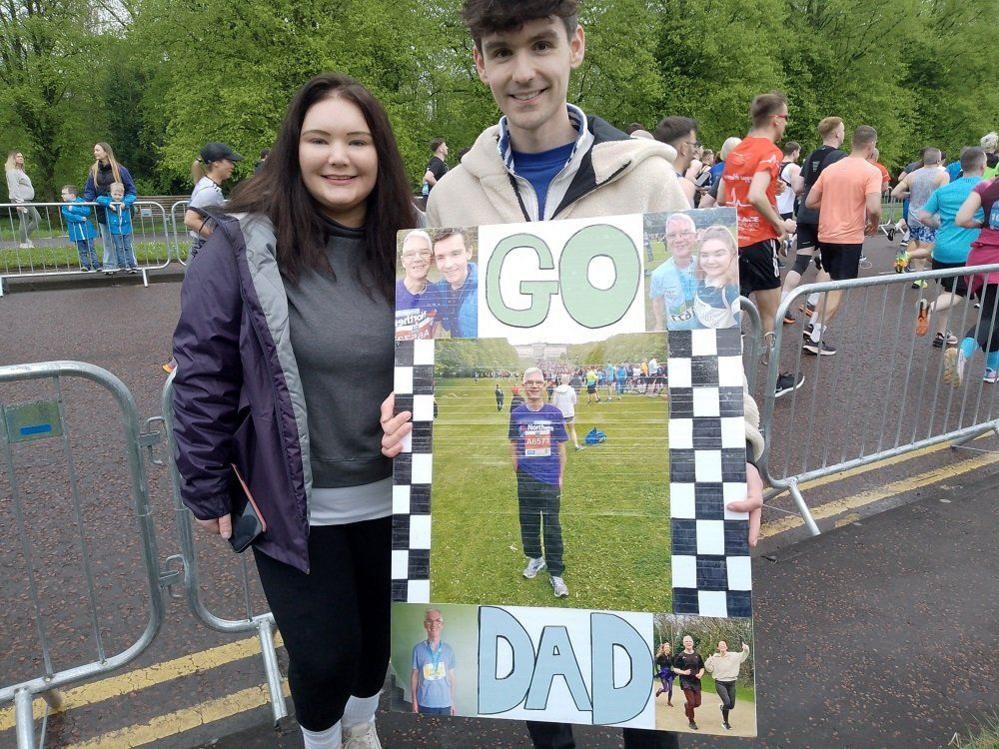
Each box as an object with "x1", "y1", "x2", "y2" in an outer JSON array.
[{"x1": 486, "y1": 233, "x2": 560, "y2": 328}]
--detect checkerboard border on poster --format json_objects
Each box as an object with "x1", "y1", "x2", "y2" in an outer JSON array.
[{"x1": 390, "y1": 327, "x2": 752, "y2": 618}]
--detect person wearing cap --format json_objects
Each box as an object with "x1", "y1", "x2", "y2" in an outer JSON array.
[
  {"x1": 185, "y1": 142, "x2": 242, "y2": 260},
  {"x1": 163, "y1": 142, "x2": 243, "y2": 375}
]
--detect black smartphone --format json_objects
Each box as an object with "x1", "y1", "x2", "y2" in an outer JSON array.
[{"x1": 228, "y1": 464, "x2": 266, "y2": 553}]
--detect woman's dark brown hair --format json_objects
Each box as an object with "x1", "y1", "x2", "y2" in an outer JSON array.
[{"x1": 227, "y1": 73, "x2": 416, "y2": 296}]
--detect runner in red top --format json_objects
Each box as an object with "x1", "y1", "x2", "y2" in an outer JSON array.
[{"x1": 720, "y1": 91, "x2": 803, "y2": 398}]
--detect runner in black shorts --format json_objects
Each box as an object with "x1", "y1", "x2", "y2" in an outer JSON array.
[
  {"x1": 738, "y1": 238, "x2": 781, "y2": 298},
  {"x1": 818, "y1": 242, "x2": 863, "y2": 281}
]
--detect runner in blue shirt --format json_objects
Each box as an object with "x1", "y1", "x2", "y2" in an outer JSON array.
[
  {"x1": 395, "y1": 230, "x2": 440, "y2": 339},
  {"x1": 915, "y1": 147, "x2": 987, "y2": 347},
  {"x1": 432, "y1": 228, "x2": 477, "y2": 338},
  {"x1": 649, "y1": 213, "x2": 699, "y2": 330},
  {"x1": 509, "y1": 367, "x2": 569, "y2": 598}
]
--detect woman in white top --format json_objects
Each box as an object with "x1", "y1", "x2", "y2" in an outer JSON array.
[
  {"x1": 776, "y1": 141, "x2": 801, "y2": 219},
  {"x1": 185, "y1": 142, "x2": 242, "y2": 259},
  {"x1": 550, "y1": 374, "x2": 581, "y2": 450},
  {"x1": 5, "y1": 150, "x2": 40, "y2": 249}
]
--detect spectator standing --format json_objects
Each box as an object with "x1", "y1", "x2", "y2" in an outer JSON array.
[
  {"x1": 255, "y1": 148, "x2": 270, "y2": 173},
  {"x1": 83, "y1": 142, "x2": 137, "y2": 270},
  {"x1": 60, "y1": 184, "x2": 100, "y2": 271},
  {"x1": 186, "y1": 142, "x2": 243, "y2": 260},
  {"x1": 421, "y1": 138, "x2": 449, "y2": 197},
  {"x1": 172, "y1": 73, "x2": 418, "y2": 749},
  {"x1": 97, "y1": 182, "x2": 138, "y2": 273},
  {"x1": 5, "y1": 150, "x2": 40, "y2": 249}
]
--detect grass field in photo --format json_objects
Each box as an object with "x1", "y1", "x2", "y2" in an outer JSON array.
[{"x1": 429, "y1": 371, "x2": 671, "y2": 613}]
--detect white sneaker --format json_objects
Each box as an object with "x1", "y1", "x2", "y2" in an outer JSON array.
[
  {"x1": 343, "y1": 721, "x2": 382, "y2": 749},
  {"x1": 523, "y1": 557, "x2": 546, "y2": 579},
  {"x1": 984, "y1": 368, "x2": 998, "y2": 384},
  {"x1": 550, "y1": 575, "x2": 569, "y2": 598}
]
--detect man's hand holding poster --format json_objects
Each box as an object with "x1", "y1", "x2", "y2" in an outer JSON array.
[{"x1": 390, "y1": 208, "x2": 757, "y2": 737}]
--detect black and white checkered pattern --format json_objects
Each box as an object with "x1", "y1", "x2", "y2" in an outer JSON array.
[
  {"x1": 391, "y1": 327, "x2": 752, "y2": 617},
  {"x1": 391, "y1": 338, "x2": 436, "y2": 603},
  {"x1": 668, "y1": 327, "x2": 752, "y2": 618}
]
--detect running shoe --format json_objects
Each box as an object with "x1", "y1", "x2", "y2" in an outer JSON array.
[
  {"x1": 984, "y1": 369, "x2": 998, "y2": 384},
  {"x1": 162, "y1": 360, "x2": 176, "y2": 374},
  {"x1": 943, "y1": 347, "x2": 967, "y2": 387},
  {"x1": 688, "y1": 721, "x2": 699, "y2": 730},
  {"x1": 915, "y1": 299, "x2": 930, "y2": 336},
  {"x1": 911, "y1": 279, "x2": 928, "y2": 290},
  {"x1": 894, "y1": 250, "x2": 909, "y2": 274},
  {"x1": 797, "y1": 302, "x2": 817, "y2": 317},
  {"x1": 774, "y1": 372, "x2": 805, "y2": 398},
  {"x1": 932, "y1": 331, "x2": 958, "y2": 348},
  {"x1": 523, "y1": 557, "x2": 546, "y2": 579},
  {"x1": 803, "y1": 338, "x2": 837, "y2": 356},
  {"x1": 550, "y1": 575, "x2": 569, "y2": 598},
  {"x1": 782, "y1": 311, "x2": 796, "y2": 325},
  {"x1": 344, "y1": 721, "x2": 382, "y2": 749}
]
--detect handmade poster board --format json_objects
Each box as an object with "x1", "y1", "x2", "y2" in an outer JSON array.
[{"x1": 389, "y1": 208, "x2": 757, "y2": 737}]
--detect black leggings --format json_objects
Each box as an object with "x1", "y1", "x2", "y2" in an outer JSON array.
[
  {"x1": 253, "y1": 518, "x2": 391, "y2": 731},
  {"x1": 716, "y1": 680, "x2": 737, "y2": 721},
  {"x1": 968, "y1": 283, "x2": 999, "y2": 352}
]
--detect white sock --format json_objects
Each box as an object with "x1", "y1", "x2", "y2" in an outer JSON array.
[
  {"x1": 810, "y1": 323, "x2": 825, "y2": 343},
  {"x1": 809, "y1": 309, "x2": 821, "y2": 328},
  {"x1": 301, "y1": 722, "x2": 342, "y2": 749},
  {"x1": 807, "y1": 292, "x2": 820, "y2": 307},
  {"x1": 342, "y1": 692, "x2": 380, "y2": 730}
]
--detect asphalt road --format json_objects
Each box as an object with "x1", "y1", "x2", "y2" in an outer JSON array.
[{"x1": 1, "y1": 235, "x2": 997, "y2": 747}]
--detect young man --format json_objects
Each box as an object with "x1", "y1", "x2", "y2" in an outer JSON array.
[
  {"x1": 892, "y1": 148, "x2": 949, "y2": 284},
  {"x1": 410, "y1": 608, "x2": 457, "y2": 715},
  {"x1": 719, "y1": 92, "x2": 804, "y2": 397},
  {"x1": 653, "y1": 116, "x2": 700, "y2": 207},
  {"x1": 914, "y1": 147, "x2": 986, "y2": 347},
  {"x1": 783, "y1": 116, "x2": 846, "y2": 322},
  {"x1": 425, "y1": 3, "x2": 737, "y2": 747},
  {"x1": 509, "y1": 367, "x2": 569, "y2": 596},
  {"x1": 422, "y1": 138, "x2": 449, "y2": 194},
  {"x1": 776, "y1": 141, "x2": 801, "y2": 222},
  {"x1": 649, "y1": 212, "x2": 699, "y2": 331},
  {"x1": 803, "y1": 125, "x2": 883, "y2": 355},
  {"x1": 431, "y1": 228, "x2": 477, "y2": 338}
]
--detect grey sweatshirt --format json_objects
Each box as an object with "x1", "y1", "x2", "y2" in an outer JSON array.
[
  {"x1": 6, "y1": 168, "x2": 34, "y2": 202},
  {"x1": 285, "y1": 221, "x2": 394, "y2": 489}
]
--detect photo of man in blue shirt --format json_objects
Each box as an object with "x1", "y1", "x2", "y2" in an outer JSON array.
[
  {"x1": 410, "y1": 608, "x2": 457, "y2": 716},
  {"x1": 649, "y1": 213, "x2": 699, "y2": 331},
  {"x1": 432, "y1": 228, "x2": 478, "y2": 338}
]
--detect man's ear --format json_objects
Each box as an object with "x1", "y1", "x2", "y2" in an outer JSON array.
[
  {"x1": 569, "y1": 24, "x2": 586, "y2": 70},
  {"x1": 473, "y1": 45, "x2": 489, "y2": 85}
]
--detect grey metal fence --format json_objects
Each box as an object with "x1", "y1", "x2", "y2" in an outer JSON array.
[
  {"x1": 0, "y1": 201, "x2": 177, "y2": 294},
  {"x1": 758, "y1": 263, "x2": 999, "y2": 535},
  {"x1": 0, "y1": 362, "x2": 169, "y2": 749}
]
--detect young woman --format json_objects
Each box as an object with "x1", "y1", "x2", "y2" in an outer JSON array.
[
  {"x1": 704, "y1": 641, "x2": 751, "y2": 731},
  {"x1": 693, "y1": 226, "x2": 741, "y2": 329},
  {"x1": 82, "y1": 143, "x2": 137, "y2": 270},
  {"x1": 5, "y1": 151, "x2": 40, "y2": 249},
  {"x1": 171, "y1": 73, "x2": 417, "y2": 749},
  {"x1": 654, "y1": 642, "x2": 675, "y2": 706},
  {"x1": 185, "y1": 142, "x2": 242, "y2": 259}
]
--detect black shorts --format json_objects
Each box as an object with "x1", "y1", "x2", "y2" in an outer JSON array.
[
  {"x1": 931, "y1": 258, "x2": 970, "y2": 296},
  {"x1": 738, "y1": 239, "x2": 781, "y2": 296},
  {"x1": 818, "y1": 242, "x2": 863, "y2": 280},
  {"x1": 796, "y1": 222, "x2": 819, "y2": 251}
]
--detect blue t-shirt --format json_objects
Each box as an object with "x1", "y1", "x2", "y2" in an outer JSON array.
[
  {"x1": 435, "y1": 262, "x2": 478, "y2": 338},
  {"x1": 412, "y1": 640, "x2": 456, "y2": 708},
  {"x1": 395, "y1": 279, "x2": 439, "y2": 339},
  {"x1": 945, "y1": 161, "x2": 963, "y2": 182},
  {"x1": 649, "y1": 257, "x2": 698, "y2": 330},
  {"x1": 508, "y1": 403, "x2": 568, "y2": 485},
  {"x1": 922, "y1": 177, "x2": 984, "y2": 263},
  {"x1": 512, "y1": 142, "x2": 575, "y2": 219}
]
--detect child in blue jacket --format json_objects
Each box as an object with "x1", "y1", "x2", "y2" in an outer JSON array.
[
  {"x1": 60, "y1": 184, "x2": 101, "y2": 271},
  {"x1": 96, "y1": 181, "x2": 137, "y2": 273}
]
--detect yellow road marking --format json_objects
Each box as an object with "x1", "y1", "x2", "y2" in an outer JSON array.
[
  {"x1": 0, "y1": 632, "x2": 283, "y2": 732},
  {"x1": 761, "y1": 450, "x2": 999, "y2": 537},
  {"x1": 64, "y1": 681, "x2": 290, "y2": 749}
]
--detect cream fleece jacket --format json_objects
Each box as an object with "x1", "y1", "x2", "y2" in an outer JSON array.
[
  {"x1": 427, "y1": 123, "x2": 689, "y2": 226},
  {"x1": 704, "y1": 647, "x2": 750, "y2": 682}
]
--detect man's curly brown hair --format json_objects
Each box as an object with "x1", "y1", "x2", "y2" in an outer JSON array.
[{"x1": 461, "y1": 0, "x2": 580, "y2": 49}]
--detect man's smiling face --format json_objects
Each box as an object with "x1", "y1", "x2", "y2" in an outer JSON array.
[{"x1": 473, "y1": 16, "x2": 584, "y2": 146}]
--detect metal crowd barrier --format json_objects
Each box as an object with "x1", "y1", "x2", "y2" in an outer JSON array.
[
  {"x1": 0, "y1": 201, "x2": 177, "y2": 295},
  {"x1": 155, "y1": 370, "x2": 287, "y2": 723},
  {"x1": 758, "y1": 264, "x2": 999, "y2": 535},
  {"x1": 0, "y1": 363, "x2": 286, "y2": 748},
  {"x1": 0, "y1": 362, "x2": 168, "y2": 749},
  {"x1": 170, "y1": 201, "x2": 191, "y2": 266}
]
